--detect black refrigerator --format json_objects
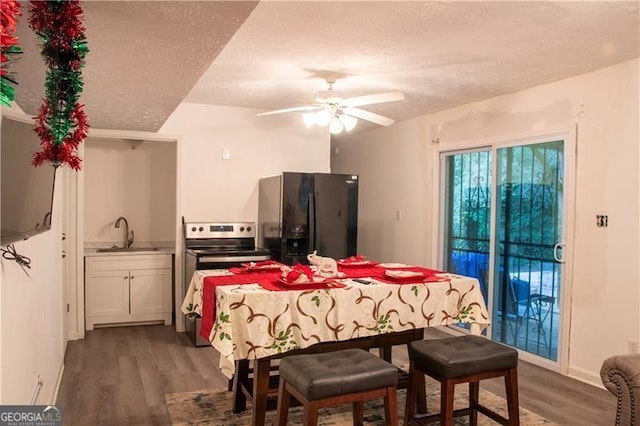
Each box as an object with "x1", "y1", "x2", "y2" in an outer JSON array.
[{"x1": 258, "y1": 172, "x2": 358, "y2": 265}]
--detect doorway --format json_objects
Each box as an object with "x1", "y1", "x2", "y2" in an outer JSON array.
[
  {"x1": 65, "y1": 130, "x2": 181, "y2": 339},
  {"x1": 440, "y1": 133, "x2": 573, "y2": 366}
]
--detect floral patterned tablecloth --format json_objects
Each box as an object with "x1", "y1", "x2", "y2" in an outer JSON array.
[{"x1": 182, "y1": 268, "x2": 490, "y2": 378}]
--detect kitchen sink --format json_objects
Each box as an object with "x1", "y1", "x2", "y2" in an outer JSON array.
[{"x1": 96, "y1": 247, "x2": 161, "y2": 253}]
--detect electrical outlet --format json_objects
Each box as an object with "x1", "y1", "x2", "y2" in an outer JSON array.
[
  {"x1": 629, "y1": 340, "x2": 639, "y2": 354},
  {"x1": 596, "y1": 215, "x2": 608, "y2": 227}
]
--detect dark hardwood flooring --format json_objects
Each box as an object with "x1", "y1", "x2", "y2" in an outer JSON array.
[{"x1": 56, "y1": 325, "x2": 616, "y2": 425}]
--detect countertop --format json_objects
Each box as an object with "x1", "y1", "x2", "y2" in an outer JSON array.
[{"x1": 84, "y1": 242, "x2": 175, "y2": 257}]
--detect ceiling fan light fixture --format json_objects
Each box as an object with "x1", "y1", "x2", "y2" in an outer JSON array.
[
  {"x1": 265, "y1": 79, "x2": 403, "y2": 131},
  {"x1": 329, "y1": 118, "x2": 344, "y2": 134},
  {"x1": 338, "y1": 114, "x2": 357, "y2": 132},
  {"x1": 303, "y1": 112, "x2": 315, "y2": 128},
  {"x1": 315, "y1": 109, "x2": 331, "y2": 127}
]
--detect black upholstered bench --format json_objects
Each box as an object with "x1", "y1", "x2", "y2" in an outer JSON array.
[
  {"x1": 277, "y1": 348, "x2": 399, "y2": 425},
  {"x1": 404, "y1": 335, "x2": 519, "y2": 426}
]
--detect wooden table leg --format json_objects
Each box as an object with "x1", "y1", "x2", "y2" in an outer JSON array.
[
  {"x1": 410, "y1": 329, "x2": 427, "y2": 415},
  {"x1": 378, "y1": 345, "x2": 392, "y2": 362},
  {"x1": 252, "y1": 358, "x2": 271, "y2": 426},
  {"x1": 232, "y1": 360, "x2": 249, "y2": 413}
]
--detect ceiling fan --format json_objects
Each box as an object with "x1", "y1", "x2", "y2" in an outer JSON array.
[{"x1": 256, "y1": 80, "x2": 405, "y2": 134}]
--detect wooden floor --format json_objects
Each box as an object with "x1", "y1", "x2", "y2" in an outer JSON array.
[{"x1": 56, "y1": 325, "x2": 616, "y2": 425}]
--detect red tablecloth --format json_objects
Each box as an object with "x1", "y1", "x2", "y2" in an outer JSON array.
[
  {"x1": 337, "y1": 264, "x2": 441, "y2": 279},
  {"x1": 200, "y1": 271, "x2": 281, "y2": 340}
]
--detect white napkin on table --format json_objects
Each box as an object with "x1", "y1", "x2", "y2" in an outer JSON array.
[
  {"x1": 385, "y1": 270, "x2": 424, "y2": 279},
  {"x1": 378, "y1": 263, "x2": 412, "y2": 268}
]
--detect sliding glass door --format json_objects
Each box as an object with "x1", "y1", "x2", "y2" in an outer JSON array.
[
  {"x1": 441, "y1": 138, "x2": 568, "y2": 362},
  {"x1": 442, "y1": 149, "x2": 491, "y2": 302}
]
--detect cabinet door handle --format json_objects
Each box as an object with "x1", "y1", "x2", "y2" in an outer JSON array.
[
  {"x1": 124, "y1": 276, "x2": 128, "y2": 280},
  {"x1": 130, "y1": 276, "x2": 134, "y2": 279}
]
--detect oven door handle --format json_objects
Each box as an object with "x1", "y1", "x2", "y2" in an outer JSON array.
[{"x1": 196, "y1": 254, "x2": 271, "y2": 263}]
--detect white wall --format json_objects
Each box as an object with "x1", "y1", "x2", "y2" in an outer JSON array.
[
  {"x1": 160, "y1": 102, "x2": 330, "y2": 331},
  {"x1": 332, "y1": 120, "x2": 430, "y2": 265},
  {"x1": 0, "y1": 182, "x2": 65, "y2": 404},
  {"x1": 332, "y1": 58, "x2": 640, "y2": 386},
  {"x1": 160, "y1": 102, "x2": 331, "y2": 223},
  {"x1": 83, "y1": 138, "x2": 177, "y2": 245}
]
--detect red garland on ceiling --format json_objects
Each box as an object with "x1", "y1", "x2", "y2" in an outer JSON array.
[
  {"x1": 0, "y1": 0, "x2": 22, "y2": 107},
  {"x1": 29, "y1": 0, "x2": 89, "y2": 170}
]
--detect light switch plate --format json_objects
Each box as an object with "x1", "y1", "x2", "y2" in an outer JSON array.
[{"x1": 222, "y1": 149, "x2": 230, "y2": 160}]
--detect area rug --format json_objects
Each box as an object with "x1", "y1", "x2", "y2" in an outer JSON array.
[{"x1": 165, "y1": 386, "x2": 557, "y2": 425}]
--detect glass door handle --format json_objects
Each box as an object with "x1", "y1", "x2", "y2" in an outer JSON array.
[{"x1": 554, "y1": 243, "x2": 565, "y2": 263}]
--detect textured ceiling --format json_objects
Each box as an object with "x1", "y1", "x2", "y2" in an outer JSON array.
[
  {"x1": 12, "y1": 1, "x2": 259, "y2": 131},
  {"x1": 10, "y1": 1, "x2": 640, "y2": 134}
]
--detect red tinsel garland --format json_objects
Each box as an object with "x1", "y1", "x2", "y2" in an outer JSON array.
[
  {"x1": 0, "y1": 0, "x2": 21, "y2": 106},
  {"x1": 32, "y1": 100, "x2": 87, "y2": 171},
  {"x1": 29, "y1": 0, "x2": 88, "y2": 170}
]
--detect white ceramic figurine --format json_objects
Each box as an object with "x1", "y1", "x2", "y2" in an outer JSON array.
[{"x1": 307, "y1": 250, "x2": 339, "y2": 278}]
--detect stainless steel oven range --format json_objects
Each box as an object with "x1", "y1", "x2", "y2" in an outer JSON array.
[{"x1": 183, "y1": 221, "x2": 270, "y2": 346}]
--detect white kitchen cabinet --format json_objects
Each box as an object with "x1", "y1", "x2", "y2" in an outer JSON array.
[
  {"x1": 85, "y1": 254, "x2": 172, "y2": 330},
  {"x1": 85, "y1": 268, "x2": 130, "y2": 319},
  {"x1": 129, "y1": 268, "x2": 171, "y2": 315}
]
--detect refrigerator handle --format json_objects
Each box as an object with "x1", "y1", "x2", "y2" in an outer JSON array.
[{"x1": 308, "y1": 191, "x2": 316, "y2": 253}]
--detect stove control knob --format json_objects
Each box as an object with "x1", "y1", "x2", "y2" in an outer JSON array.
[
  {"x1": 247, "y1": 226, "x2": 252, "y2": 232},
  {"x1": 240, "y1": 226, "x2": 245, "y2": 232},
  {"x1": 199, "y1": 227, "x2": 204, "y2": 232},
  {"x1": 191, "y1": 227, "x2": 197, "y2": 232}
]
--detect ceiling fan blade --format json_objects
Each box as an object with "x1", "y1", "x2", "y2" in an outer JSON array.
[
  {"x1": 342, "y1": 107, "x2": 395, "y2": 127},
  {"x1": 341, "y1": 91, "x2": 405, "y2": 108},
  {"x1": 256, "y1": 105, "x2": 321, "y2": 116}
]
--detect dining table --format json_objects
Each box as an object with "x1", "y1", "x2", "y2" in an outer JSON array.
[{"x1": 182, "y1": 261, "x2": 490, "y2": 426}]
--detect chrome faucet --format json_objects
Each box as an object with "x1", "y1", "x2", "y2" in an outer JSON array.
[{"x1": 114, "y1": 216, "x2": 134, "y2": 248}]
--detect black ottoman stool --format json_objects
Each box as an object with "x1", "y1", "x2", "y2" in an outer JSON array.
[
  {"x1": 404, "y1": 335, "x2": 519, "y2": 426},
  {"x1": 277, "y1": 348, "x2": 399, "y2": 426}
]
